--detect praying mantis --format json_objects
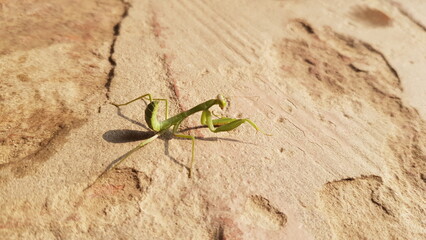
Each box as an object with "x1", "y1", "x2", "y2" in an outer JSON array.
[{"x1": 94, "y1": 93, "x2": 269, "y2": 183}]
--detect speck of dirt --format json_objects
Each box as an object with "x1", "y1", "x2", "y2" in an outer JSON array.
[{"x1": 17, "y1": 74, "x2": 31, "y2": 82}]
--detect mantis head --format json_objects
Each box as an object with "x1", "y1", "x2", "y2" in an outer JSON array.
[{"x1": 217, "y1": 94, "x2": 227, "y2": 110}]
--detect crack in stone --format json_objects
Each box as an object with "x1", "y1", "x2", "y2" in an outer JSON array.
[
  {"x1": 105, "y1": 0, "x2": 131, "y2": 100},
  {"x1": 361, "y1": 42, "x2": 402, "y2": 88},
  {"x1": 370, "y1": 195, "x2": 393, "y2": 216},
  {"x1": 148, "y1": 8, "x2": 185, "y2": 114},
  {"x1": 159, "y1": 54, "x2": 185, "y2": 113},
  {"x1": 391, "y1": 1, "x2": 426, "y2": 32}
]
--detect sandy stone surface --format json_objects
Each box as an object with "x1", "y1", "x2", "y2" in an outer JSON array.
[{"x1": 1, "y1": 0, "x2": 425, "y2": 239}]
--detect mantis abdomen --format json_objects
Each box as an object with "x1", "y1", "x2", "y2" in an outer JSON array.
[{"x1": 145, "y1": 101, "x2": 162, "y2": 131}]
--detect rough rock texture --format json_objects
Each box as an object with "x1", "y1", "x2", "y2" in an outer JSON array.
[{"x1": 1, "y1": 0, "x2": 425, "y2": 239}]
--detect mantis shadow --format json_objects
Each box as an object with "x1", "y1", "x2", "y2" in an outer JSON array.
[
  {"x1": 110, "y1": 106, "x2": 253, "y2": 144},
  {"x1": 102, "y1": 107, "x2": 259, "y2": 175},
  {"x1": 102, "y1": 129, "x2": 155, "y2": 143},
  {"x1": 115, "y1": 107, "x2": 151, "y2": 131},
  {"x1": 102, "y1": 127, "x2": 256, "y2": 175}
]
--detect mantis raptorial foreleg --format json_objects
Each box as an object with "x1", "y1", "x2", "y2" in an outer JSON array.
[{"x1": 201, "y1": 110, "x2": 271, "y2": 135}]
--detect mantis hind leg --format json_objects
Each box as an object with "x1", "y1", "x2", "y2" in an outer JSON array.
[
  {"x1": 111, "y1": 93, "x2": 153, "y2": 107},
  {"x1": 173, "y1": 121, "x2": 196, "y2": 178},
  {"x1": 86, "y1": 132, "x2": 162, "y2": 189},
  {"x1": 111, "y1": 93, "x2": 169, "y2": 119},
  {"x1": 201, "y1": 110, "x2": 271, "y2": 135}
]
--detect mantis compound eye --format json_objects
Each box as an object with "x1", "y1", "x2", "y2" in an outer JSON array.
[{"x1": 217, "y1": 94, "x2": 227, "y2": 110}]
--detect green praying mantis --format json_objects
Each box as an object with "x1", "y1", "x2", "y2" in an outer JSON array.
[{"x1": 94, "y1": 93, "x2": 270, "y2": 184}]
